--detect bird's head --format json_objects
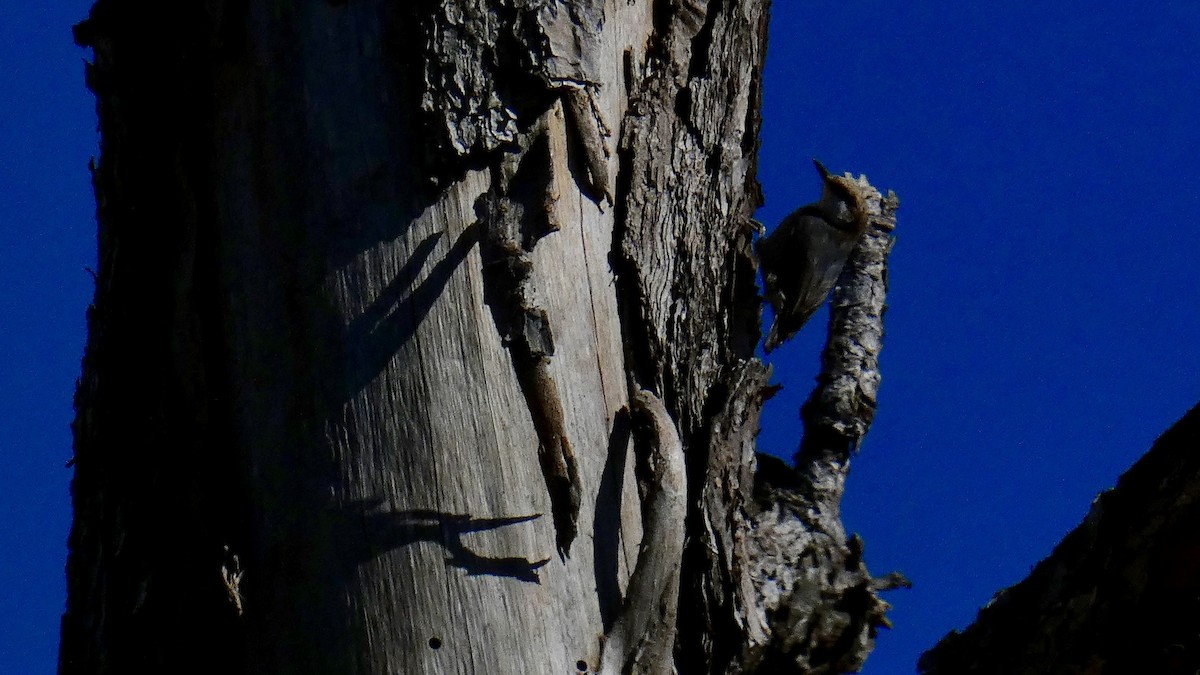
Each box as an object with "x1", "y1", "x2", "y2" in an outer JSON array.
[{"x1": 813, "y1": 159, "x2": 868, "y2": 235}]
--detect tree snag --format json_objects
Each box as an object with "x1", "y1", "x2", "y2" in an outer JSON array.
[
  {"x1": 61, "y1": 2, "x2": 901, "y2": 673},
  {"x1": 741, "y1": 180, "x2": 907, "y2": 673}
]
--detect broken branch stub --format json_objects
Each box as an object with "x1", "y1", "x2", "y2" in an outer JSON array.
[
  {"x1": 744, "y1": 176, "x2": 904, "y2": 673},
  {"x1": 797, "y1": 179, "x2": 898, "y2": 511}
]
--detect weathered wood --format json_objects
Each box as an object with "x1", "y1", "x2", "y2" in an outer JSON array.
[
  {"x1": 216, "y1": 3, "x2": 654, "y2": 672},
  {"x1": 795, "y1": 182, "x2": 897, "y2": 519},
  {"x1": 600, "y1": 389, "x2": 686, "y2": 675},
  {"x1": 65, "y1": 2, "x2": 651, "y2": 672},
  {"x1": 62, "y1": 1, "x2": 901, "y2": 673}
]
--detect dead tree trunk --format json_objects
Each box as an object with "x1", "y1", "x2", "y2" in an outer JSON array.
[{"x1": 62, "y1": 2, "x2": 899, "y2": 673}]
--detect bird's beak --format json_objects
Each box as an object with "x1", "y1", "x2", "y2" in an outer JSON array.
[{"x1": 812, "y1": 159, "x2": 831, "y2": 181}]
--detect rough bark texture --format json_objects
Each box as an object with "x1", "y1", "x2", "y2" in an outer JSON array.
[
  {"x1": 61, "y1": 1, "x2": 899, "y2": 673},
  {"x1": 611, "y1": 1, "x2": 772, "y2": 671},
  {"x1": 739, "y1": 184, "x2": 905, "y2": 673},
  {"x1": 919, "y1": 403, "x2": 1200, "y2": 675}
]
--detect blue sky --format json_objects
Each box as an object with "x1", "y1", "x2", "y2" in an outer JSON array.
[
  {"x1": 757, "y1": 2, "x2": 1200, "y2": 672},
  {"x1": 2, "y1": 2, "x2": 1199, "y2": 673},
  {"x1": 1, "y1": 1, "x2": 95, "y2": 671}
]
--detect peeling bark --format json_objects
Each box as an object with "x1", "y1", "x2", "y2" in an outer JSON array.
[
  {"x1": 477, "y1": 100, "x2": 583, "y2": 556},
  {"x1": 62, "y1": 1, "x2": 900, "y2": 673}
]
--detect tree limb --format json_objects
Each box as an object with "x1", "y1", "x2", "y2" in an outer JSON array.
[
  {"x1": 742, "y1": 178, "x2": 906, "y2": 673},
  {"x1": 600, "y1": 389, "x2": 686, "y2": 675}
]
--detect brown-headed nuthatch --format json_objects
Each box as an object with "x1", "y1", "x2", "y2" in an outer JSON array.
[{"x1": 757, "y1": 160, "x2": 868, "y2": 353}]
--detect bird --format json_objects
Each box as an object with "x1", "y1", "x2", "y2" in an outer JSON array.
[{"x1": 757, "y1": 160, "x2": 869, "y2": 353}]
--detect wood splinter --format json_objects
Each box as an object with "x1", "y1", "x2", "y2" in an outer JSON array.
[
  {"x1": 560, "y1": 84, "x2": 612, "y2": 206},
  {"x1": 512, "y1": 309, "x2": 581, "y2": 558},
  {"x1": 479, "y1": 105, "x2": 582, "y2": 557}
]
